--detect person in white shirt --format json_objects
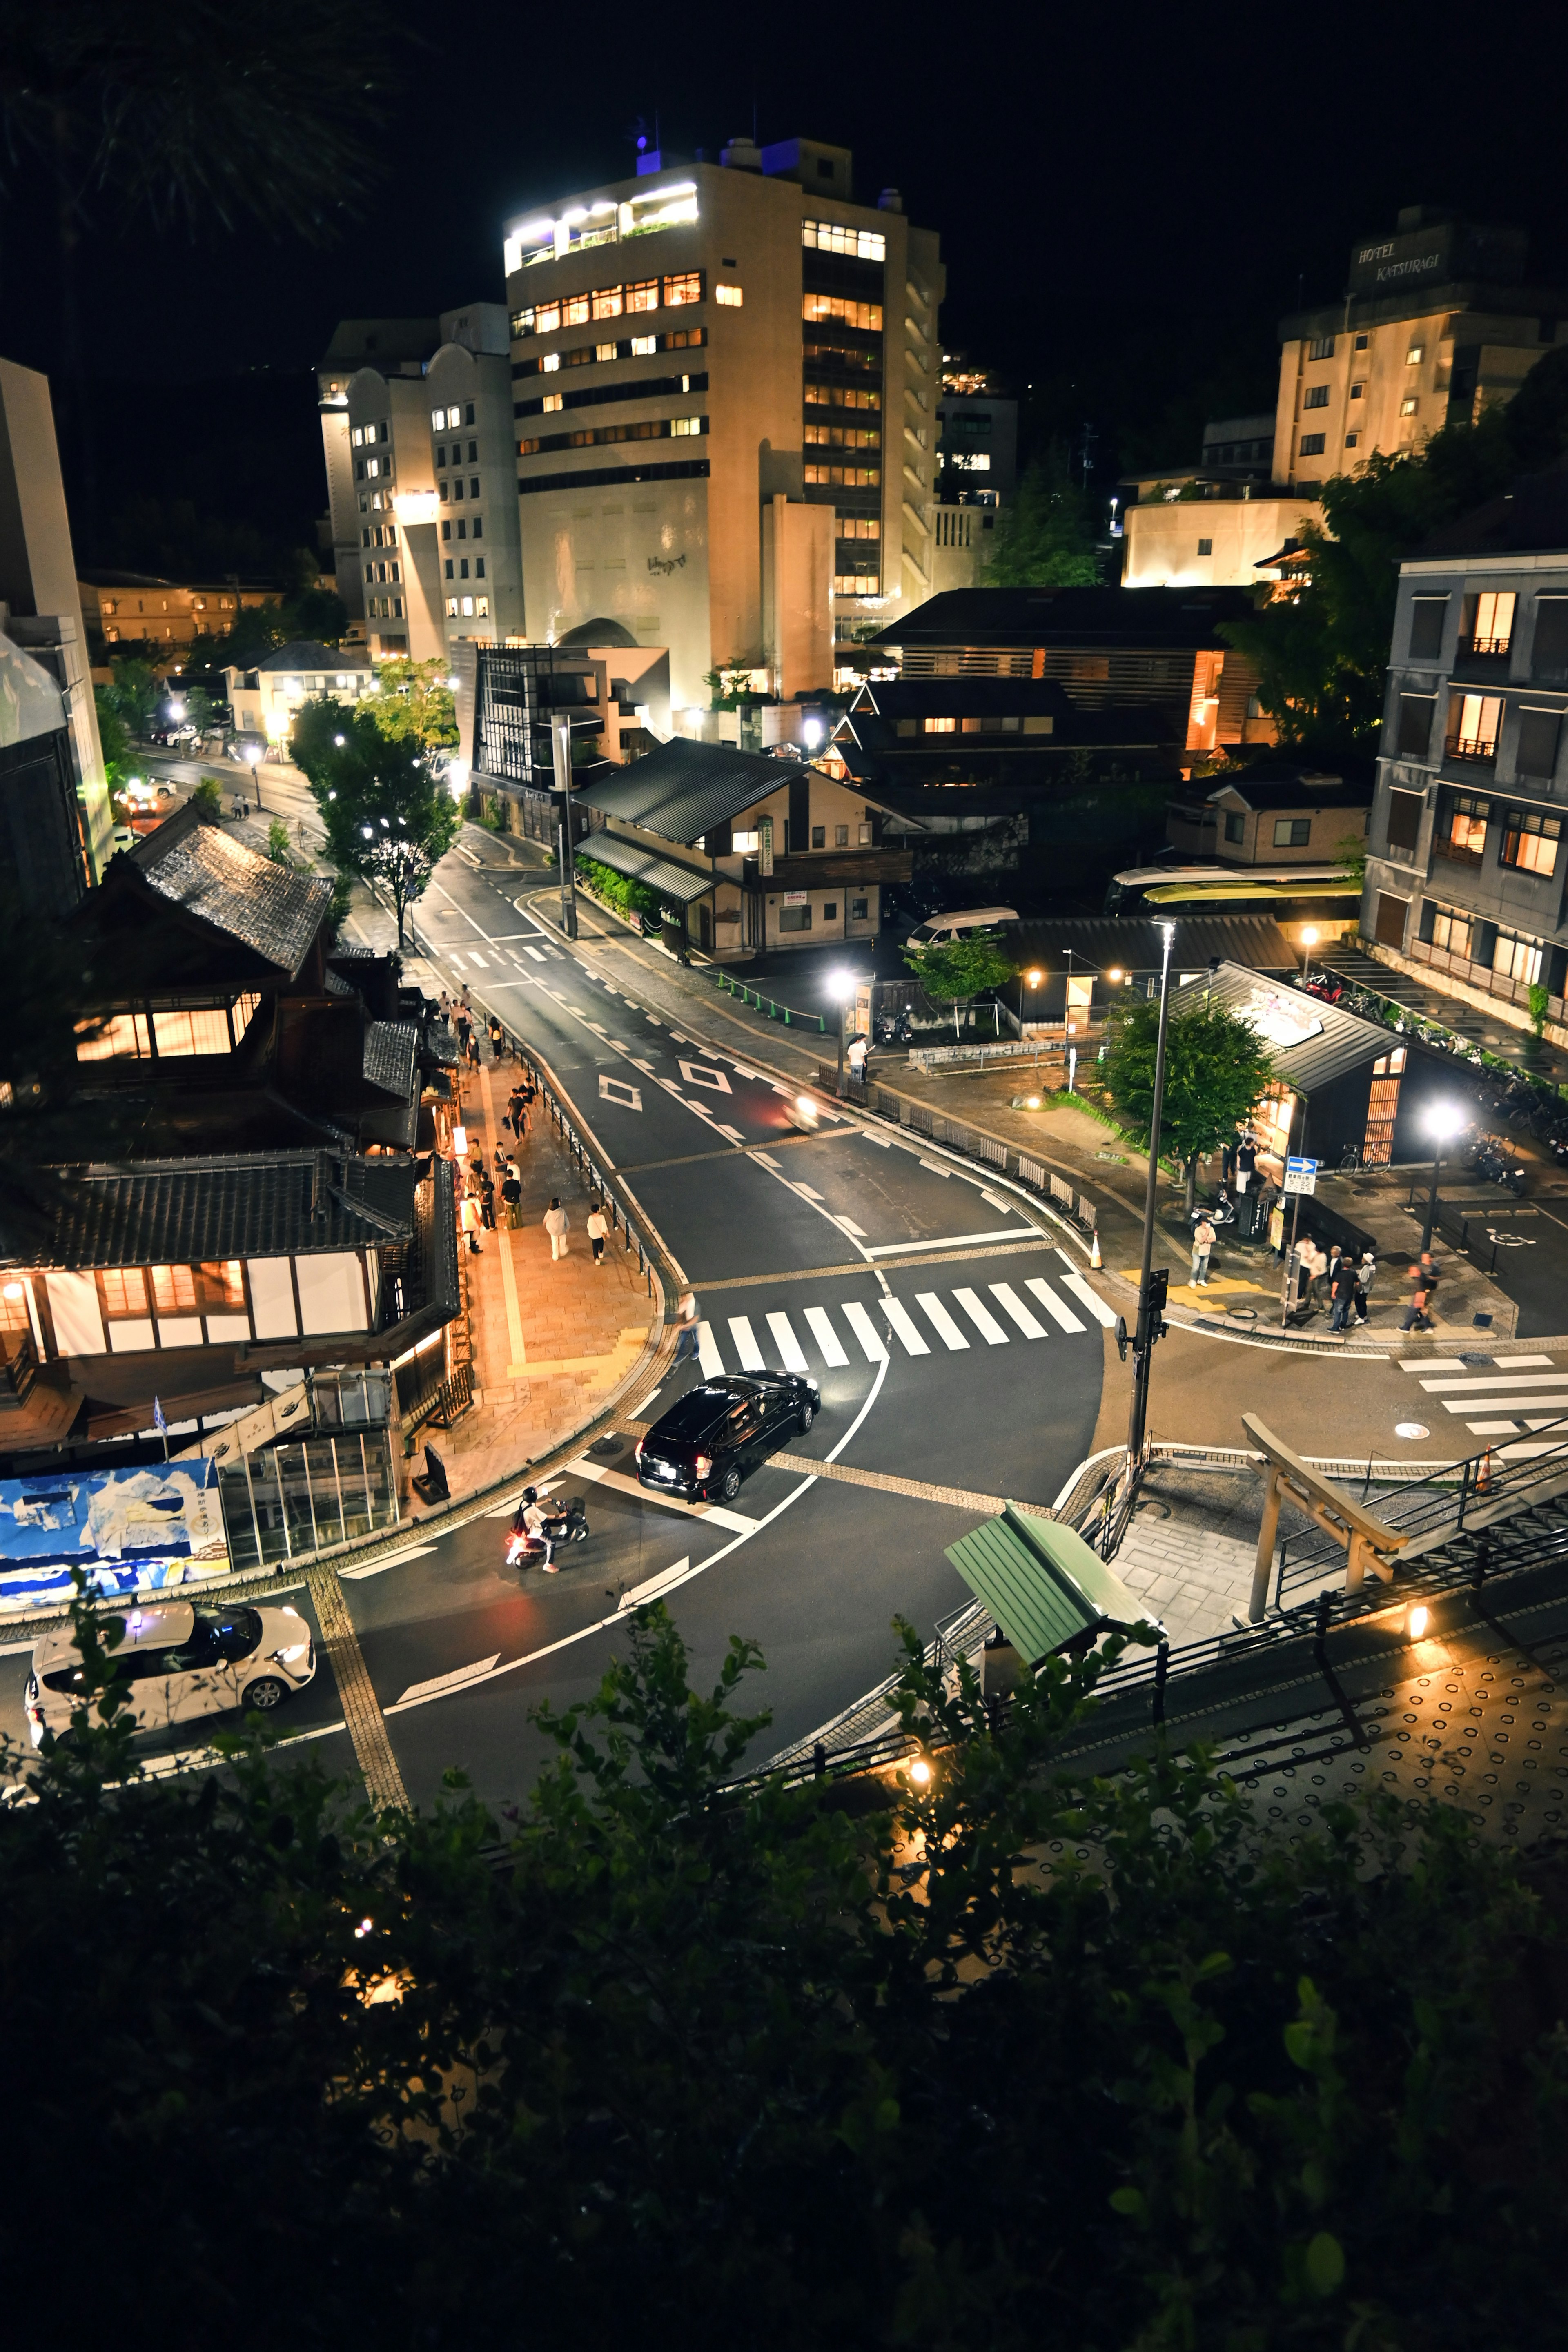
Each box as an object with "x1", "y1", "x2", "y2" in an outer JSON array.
[
  {"x1": 543, "y1": 1198, "x2": 569, "y2": 1260},
  {"x1": 846, "y1": 1034, "x2": 868, "y2": 1080},
  {"x1": 586, "y1": 1200, "x2": 609, "y2": 1265}
]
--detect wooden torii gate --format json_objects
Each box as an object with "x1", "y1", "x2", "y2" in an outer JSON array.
[{"x1": 1244, "y1": 1412, "x2": 1410, "y2": 1622}]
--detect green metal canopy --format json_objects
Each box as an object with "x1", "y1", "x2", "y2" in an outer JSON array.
[
  {"x1": 944, "y1": 1503, "x2": 1165, "y2": 1664},
  {"x1": 576, "y1": 829, "x2": 713, "y2": 904}
]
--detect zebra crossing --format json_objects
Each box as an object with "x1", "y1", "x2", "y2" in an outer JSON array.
[
  {"x1": 694, "y1": 1269, "x2": 1114, "y2": 1380},
  {"x1": 1401, "y1": 1352, "x2": 1568, "y2": 1450}
]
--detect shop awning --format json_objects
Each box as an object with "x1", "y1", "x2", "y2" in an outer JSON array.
[
  {"x1": 577, "y1": 829, "x2": 713, "y2": 904},
  {"x1": 944, "y1": 1503, "x2": 1164, "y2": 1662}
]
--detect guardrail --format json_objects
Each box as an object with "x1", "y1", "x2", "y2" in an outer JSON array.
[
  {"x1": 712, "y1": 971, "x2": 826, "y2": 1032},
  {"x1": 1403, "y1": 1183, "x2": 1503, "y2": 1276}
]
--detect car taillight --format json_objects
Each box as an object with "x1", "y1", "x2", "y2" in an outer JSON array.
[
  {"x1": 634, "y1": 1437, "x2": 644, "y2": 1461},
  {"x1": 695, "y1": 1454, "x2": 712, "y2": 1478}
]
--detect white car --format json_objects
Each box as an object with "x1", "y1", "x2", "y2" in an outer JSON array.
[{"x1": 24, "y1": 1599, "x2": 315, "y2": 1747}]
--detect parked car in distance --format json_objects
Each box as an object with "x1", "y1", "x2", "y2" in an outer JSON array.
[
  {"x1": 25, "y1": 1599, "x2": 316, "y2": 1747},
  {"x1": 635, "y1": 1372, "x2": 819, "y2": 1502},
  {"x1": 906, "y1": 906, "x2": 1019, "y2": 945}
]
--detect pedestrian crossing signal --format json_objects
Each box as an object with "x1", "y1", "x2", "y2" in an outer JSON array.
[{"x1": 1146, "y1": 1269, "x2": 1169, "y2": 1316}]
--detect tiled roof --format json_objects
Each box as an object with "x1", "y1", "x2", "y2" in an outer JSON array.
[
  {"x1": 363, "y1": 1021, "x2": 418, "y2": 1098},
  {"x1": 573, "y1": 736, "x2": 808, "y2": 845},
  {"x1": 132, "y1": 819, "x2": 331, "y2": 976},
  {"x1": 28, "y1": 1152, "x2": 416, "y2": 1270}
]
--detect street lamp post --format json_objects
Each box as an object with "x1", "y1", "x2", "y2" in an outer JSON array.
[
  {"x1": 1125, "y1": 920, "x2": 1176, "y2": 1472},
  {"x1": 1300, "y1": 924, "x2": 1320, "y2": 987},
  {"x1": 243, "y1": 739, "x2": 265, "y2": 813},
  {"x1": 831, "y1": 969, "x2": 857, "y2": 1096},
  {"x1": 552, "y1": 711, "x2": 578, "y2": 940},
  {"x1": 1421, "y1": 1102, "x2": 1465, "y2": 1253},
  {"x1": 1018, "y1": 964, "x2": 1042, "y2": 1025}
]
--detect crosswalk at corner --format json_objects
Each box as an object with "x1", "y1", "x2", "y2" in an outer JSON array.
[
  {"x1": 693, "y1": 1268, "x2": 1114, "y2": 1381},
  {"x1": 1399, "y1": 1351, "x2": 1568, "y2": 1454}
]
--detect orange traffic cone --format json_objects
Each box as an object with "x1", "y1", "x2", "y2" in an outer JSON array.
[
  {"x1": 1090, "y1": 1229, "x2": 1102, "y2": 1270},
  {"x1": 1477, "y1": 1447, "x2": 1494, "y2": 1498}
]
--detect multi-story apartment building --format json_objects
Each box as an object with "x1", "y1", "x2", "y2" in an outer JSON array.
[
  {"x1": 1276, "y1": 207, "x2": 1568, "y2": 494},
  {"x1": 1361, "y1": 471, "x2": 1568, "y2": 1043},
  {"x1": 316, "y1": 309, "x2": 524, "y2": 662},
  {"x1": 79, "y1": 575, "x2": 281, "y2": 651},
  {"x1": 503, "y1": 135, "x2": 942, "y2": 708}
]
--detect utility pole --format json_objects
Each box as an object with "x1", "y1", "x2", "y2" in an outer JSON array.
[
  {"x1": 1125, "y1": 920, "x2": 1176, "y2": 1469},
  {"x1": 552, "y1": 711, "x2": 578, "y2": 940}
]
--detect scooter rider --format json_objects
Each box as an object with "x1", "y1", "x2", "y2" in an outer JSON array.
[{"x1": 510, "y1": 1486, "x2": 559, "y2": 1572}]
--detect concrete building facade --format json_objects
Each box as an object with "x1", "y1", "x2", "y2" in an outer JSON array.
[
  {"x1": 503, "y1": 136, "x2": 943, "y2": 711},
  {"x1": 1359, "y1": 472, "x2": 1568, "y2": 1047}
]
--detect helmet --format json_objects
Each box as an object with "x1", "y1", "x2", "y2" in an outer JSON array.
[{"x1": 521, "y1": 1486, "x2": 537, "y2": 1505}]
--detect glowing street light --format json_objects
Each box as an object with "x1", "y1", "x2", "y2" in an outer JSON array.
[
  {"x1": 1300, "y1": 922, "x2": 1321, "y2": 985},
  {"x1": 241, "y1": 737, "x2": 265, "y2": 811},
  {"x1": 1421, "y1": 1100, "x2": 1467, "y2": 1254},
  {"x1": 828, "y1": 966, "x2": 859, "y2": 1096}
]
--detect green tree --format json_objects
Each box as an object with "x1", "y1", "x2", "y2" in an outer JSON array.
[
  {"x1": 188, "y1": 777, "x2": 223, "y2": 818},
  {"x1": 903, "y1": 931, "x2": 1015, "y2": 1038},
  {"x1": 292, "y1": 698, "x2": 458, "y2": 946},
  {"x1": 3, "y1": 1589, "x2": 1566, "y2": 2349},
  {"x1": 92, "y1": 687, "x2": 130, "y2": 792},
  {"x1": 1103, "y1": 990, "x2": 1276, "y2": 1209},
  {"x1": 357, "y1": 655, "x2": 457, "y2": 748},
  {"x1": 983, "y1": 445, "x2": 1102, "y2": 587}
]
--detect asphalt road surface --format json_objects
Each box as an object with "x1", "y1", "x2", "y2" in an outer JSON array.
[{"x1": 357, "y1": 855, "x2": 1109, "y2": 1809}]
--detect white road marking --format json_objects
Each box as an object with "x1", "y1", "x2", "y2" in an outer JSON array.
[
  {"x1": 679, "y1": 1060, "x2": 732, "y2": 1093},
  {"x1": 793, "y1": 1183, "x2": 825, "y2": 1201},
  {"x1": 835, "y1": 1216, "x2": 868, "y2": 1236},
  {"x1": 981, "y1": 1188, "x2": 1013, "y2": 1212},
  {"x1": 841, "y1": 1300, "x2": 888, "y2": 1361},
  {"x1": 1025, "y1": 1277, "x2": 1087, "y2": 1334},
  {"x1": 766, "y1": 1310, "x2": 810, "y2": 1372},
  {"x1": 919, "y1": 1158, "x2": 951, "y2": 1177},
  {"x1": 447, "y1": 950, "x2": 466, "y2": 967},
  {"x1": 340, "y1": 1544, "x2": 438, "y2": 1581},
  {"x1": 570, "y1": 1458, "x2": 757, "y2": 1533},
  {"x1": 881, "y1": 1298, "x2": 930, "y2": 1355},
  {"x1": 696, "y1": 1319, "x2": 724, "y2": 1376},
  {"x1": 989, "y1": 1281, "x2": 1048, "y2": 1338},
  {"x1": 522, "y1": 944, "x2": 546, "y2": 962},
  {"x1": 869, "y1": 1227, "x2": 1034, "y2": 1256},
  {"x1": 751, "y1": 1152, "x2": 782, "y2": 1170},
  {"x1": 917, "y1": 1293, "x2": 970, "y2": 1350},
  {"x1": 1441, "y1": 1394, "x2": 1568, "y2": 1414},
  {"x1": 728, "y1": 1315, "x2": 766, "y2": 1370},
  {"x1": 1057, "y1": 1271, "x2": 1118, "y2": 1328},
  {"x1": 1466, "y1": 1419, "x2": 1521, "y2": 1434},
  {"x1": 394, "y1": 1655, "x2": 501, "y2": 1707},
  {"x1": 862, "y1": 1129, "x2": 890, "y2": 1147},
  {"x1": 716, "y1": 1124, "x2": 746, "y2": 1144},
  {"x1": 1420, "y1": 1370, "x2": 1566, "y2": 1390},
  {"x1": 467, "y1": 949, "x2": 488, "y2": 967},
  {"x1": 633, "y1": 1387, "x2": 661, "y2": 1417},
  {"x1": 599, "y1": 1073, "x2": 642, "y2": 1110},
  {"x1": 804, "y1": 1306, "x2": 849, "y2": 1365},
  {"x1": 954, "y1": 1287, "x2": 1009, "y2": 1344},
  {"x1": 1398, "y1": 1356, "x2": 1470, "y2": 1372},
  {"x1": 619, "y1": 1557, "x2": 692, "y2": 1610}
]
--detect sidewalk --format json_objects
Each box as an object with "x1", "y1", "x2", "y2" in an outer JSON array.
[{"x1": 405, "y1": 1050, "x2": 661, "y2": 1511}]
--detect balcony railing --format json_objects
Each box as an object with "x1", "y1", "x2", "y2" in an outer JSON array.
[
  {"x1": 1458, "y1": 631, "x2": 1512, "y2": 659},
  {"x1": 1445, "y1": 733, "x2": 1499, "y2": 763},
  {"x1": 1431, "y1": 837, "x2": 1483, "y2": 864},
  {"x1": 1406, "y1": 933, "x2": 1559, "y2": 1018}
]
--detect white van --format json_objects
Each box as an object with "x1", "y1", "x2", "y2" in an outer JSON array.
[{"x1": 906, "y1": 906, "x2": 1019, "y2": 946}]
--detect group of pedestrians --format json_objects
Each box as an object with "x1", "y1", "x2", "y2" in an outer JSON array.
[
  {"x1": 1283, "y1": 1235, "x2": 1381, "y2": 1329},
  {"x1": 445, "y1": 1004, "x2": 612, "y2": 1276}
]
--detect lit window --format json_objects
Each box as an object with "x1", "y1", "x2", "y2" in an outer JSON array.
[
  {"x1": 542, "y1": 351, "x2": 561, "y2": 374},
  {"x1": 1430, "y1": 906, "x2": 1473, "y2": 958},
  {"x1": 461, "y1": 596, "x2": 474, "y2": 617},
  {"x1": 922, "y1": 716, "x2": 957, "y2": 734},
  {"x1": 715, "y1": 283, "x2": 743, "y2": 307},
  {"x1": 592, "y1": 286, "x2": 623, "y2": 321},
  {"x1": 1439, "y1": 793, "x2": 1489, "y2": 860},
  {"x1": 543, "y1": 392, "x2": 563, "y2": 412},
  {"x1": 802, "y1": 220, "x2": 886, "y2": 261},
  {"x1": 476, "y1": 597, "x2": 490, "y2": 617},
  {"x1": 670, "y1": 415, "x2": 704, "y2": 436},
  {"x1": 1450, "y1": 692, "x2": 1503, "y2": 759},
  {"x1": 563, "y1": 293, "x2": 590, "y2": 326},
  {"x1": 664, "y1": 272, "x2": 703, "y2": 306},
  {"x1": 351, "y1": 425, "x2": 364, "y2": 447},
  {"x1": 627, "y1": 278, "x2": 659, "y2": 312},
  {"x1": 630, "y1": 334, "x2": 656, "y2": 356},
  {"x1": 837, "y1": 515, "x2": 880, "y2": 539},
  {"x1": 595, "y1": 341, "x2": 617, "y2": 361},
  {"x1": 535, "y1": 302, "x2": 561, "y2": 334},
  {"x1": 1401, "y1": 397, "x2": 1419, "y2": 416},
  {"x1": 150, "y1": 1265, "x2": 197, "y2": 1316},
  {"x1": 446, "y1": 597, "x2": 459, "y2": 617},
  {"x1": 1501, "y1": 806, "x2": 1560, "y2": 875},
  {"x1": 1494, "y1": 929, "x2": 1544, "y2": 984},
  {"x1": 97, "y1": 1267, "x2": 147, "y2": 1319},
  {"x1": 1469, "y1": 590, "x2": 1516, "y2": 654},
  {"x1": 366, "y1": 457, "x2": 381, "y2": 477},
  {"x1": 1407, "y1": 344, "x2": 1424, "y2": 364},
  {"x1": 833, "y1": 574, "x2": 881, "y2": 594},
  {"x1": 803, "y1": 295, "x2": 883, "y2": 331}
]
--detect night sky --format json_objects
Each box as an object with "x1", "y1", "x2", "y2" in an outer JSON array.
[{"x1": 13, "y1": 0, "x2": 1566, "y2": 572}]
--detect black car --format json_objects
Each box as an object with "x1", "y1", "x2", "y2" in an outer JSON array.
[{"x1": 635, "y1": 1373, "x2": 820, "y2": 1502}]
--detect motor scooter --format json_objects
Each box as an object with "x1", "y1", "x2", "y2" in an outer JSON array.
[{"x1": 505, "y1": 1488, "x2": 590, "y2": 1572}]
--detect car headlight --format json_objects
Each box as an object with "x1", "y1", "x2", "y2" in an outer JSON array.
[{"x1": 273, "y1": 1644, "x2": 310, "y2": 1664}]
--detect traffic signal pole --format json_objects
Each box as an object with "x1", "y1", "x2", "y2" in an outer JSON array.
[
  {"x1": 1125, "y1": 921, "x2": 1176, "y2": 1469},
  {"x1": 552, "y1": 712, "x2": 579, "y2": 941}
]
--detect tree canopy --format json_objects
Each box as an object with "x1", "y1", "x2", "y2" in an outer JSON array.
[
  {"x1": 982, "y1": 445, "x2": 1103, "y2": 587},
  {"x1": 357, "y1": 656, "x2": 459, "y2": 749},
  {"x1": 903, "y1": 931, "x2": 1016, "y2": 1036},
  {"x1": 1221, "y1": 344, "x2": 1568, "y2": 752},
  {"x1": 1103, "y1": 989, "x2": 1276, "y2": 1199},
  {"x1": 291, "y1": 696, "x2": 459, "y2": 945},
  {"x1": 4, "y1": 1591, "x2": 1566, "y2": 2350}
]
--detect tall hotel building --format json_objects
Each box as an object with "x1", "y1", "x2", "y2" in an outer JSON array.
[{"x1": 503, "y1": 136, "x2": 943, "y2": 709}]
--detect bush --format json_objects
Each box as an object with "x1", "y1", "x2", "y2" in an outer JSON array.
[
  {"x1": 188, "y1": 778, "x2": 223, "y2": 818},
  {"x1": 578, "y1": 853, "x2": 661, "y2": 924}
]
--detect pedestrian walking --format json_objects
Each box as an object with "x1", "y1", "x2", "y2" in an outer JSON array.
[
  {"x1": 488, "y1": 1015, "x2": 503, "y2": 1061},
  {"x1": 480, "y1": 1176, "x2": 496, "y2": 1231},
  {"x1": 507, "y1": 1085, "x2": 525, "y2": 1132},
  {"x1": 544, "y1": 1198, "x2": 570, "y2": 1260},
  {"x1": 673, "y1": 1289, "x2": 700, "y2": 1362},
  {"x1": 586, "y1": 1199, "x2": 609, "y2": 1265},
  {"x1": 1307, "y1": 1240, "x2": 1330, "y2": 1311},
  {"x1": 460, "y1": 1194, "x2": 483, "y2": 1255},
  {"x1": 1328, "y1": 1250, "x2": 1358, "y2": 1332},
  {"x1": 1236, "y1": 1129, "x2": 1257, "y2": 1193},
  {"x1": 1190, "y1": 1214, "x2": 1216, "y2": 1288},
  {"x1": 1401, "y1": 1251, "x2": 1440, "y2": 1332},
  {"x1": 467, "y1": 1035, "x2": 480, "y2": 1071},
  {"x1": 501, "y1": 1167, "x2": 522, "y2": 1228},
  {"x1": 1354, "y1": 1250, "x2": 1376, "y2": 1324},
  {"x1": 454, "y1": 1007, "x2": 472, "y2": 1054}
]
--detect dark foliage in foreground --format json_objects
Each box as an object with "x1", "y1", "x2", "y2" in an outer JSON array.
[{"x1": 5, "y1": 1594, "x2": 1566, "y2": 2350}]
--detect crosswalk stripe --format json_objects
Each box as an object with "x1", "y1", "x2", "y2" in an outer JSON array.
[
  {"x1": 1058, "y1": 1271, "x2": 1118, "y2": 1329},
  {"x1": 766, "y1": 1311, "x2": 810, "y2": 1372},
  {"x1": 1025, "y1": 1276, "x2": 1086, "y2": 1334},
  {"x1": 1441, "y1": 1393, "x2": 1568, "y2": 1414},
  {"x1": 522, "y1": 944, "x2": 545, "y2": 963},
  {"x1": 467, "y1": 949, "x2": 489, "y2": 967},
  {"x1": 695, "y1": 1320, "x2": 724, "y2": 1377},
  {"x1": 1404, "y1": 1354, "x2": 1553, "y2": 1374},
  {"x1": 1468, "y1": 1419, "x2": 1521, "y2": 1434},
  {"x1": 881, "y1": 1298, "x2": 930, "y2": 1355},
  {"x1": 917, "y1": 1293, "x2": 970, "y2": 1350},
  {"x1": 447, "y1": 950, "x2": 466, "y2": 967},
  {"x1": 804, "y1": 1306, "x2": 849, "y2": 1365},
  {"x1": 728, "y1": 1316, "x2": 766, "y2": 1370},
  {"x1": 990, "y1": 1281, "x2": 1048, "y2": 1338},
  {"x1": 840, "y1": 1301, "x2": 888, "y2": 1361},
  {"x1": 1421, "y1": 1370, "x2": 1566, "y2": 1390},
  {"x1": 954, "y1": 1287, "x2": 1009, "y2": 1344}
]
